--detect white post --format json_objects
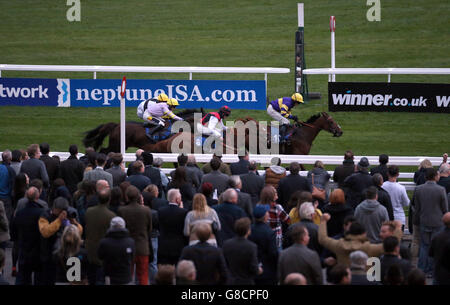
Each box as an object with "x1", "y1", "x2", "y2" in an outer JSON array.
[
  {"x1": 297, "y1": 3, "x2": 304, "y2": 28},
  {"x1": 189, "y1": 72, "x2": 192, "y2": 80},
  {"x1": 330, "y1": 16, "x2": 336, "y2": 82},
  {"x1": 94, "y1": 71, "x2": 97, "y2": 79},
  {"x1": 388, "y1": 74, "x2": 391, "y2": 83},
  {"x1": 120, "y1": 77, "x2": 127, "y2": 156}
]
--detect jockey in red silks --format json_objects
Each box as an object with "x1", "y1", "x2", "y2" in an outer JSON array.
[{"x1": 197, "y1": 106, "x2": 231, "y2": 140}]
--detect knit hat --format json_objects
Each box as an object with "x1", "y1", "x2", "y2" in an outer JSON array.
[{"x1": 110, "y1": 216, "x2": 126, "y2": 229}]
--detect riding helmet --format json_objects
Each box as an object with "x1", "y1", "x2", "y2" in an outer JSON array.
[
  {"x1": 167, "y1": 98, "x2": 180, "y2": 107},
  {"x1": 291, "y1": 93, "x2": 304, "y2": 103},
  {"x1": 157, "y1": 93, "x2": 169, "y2": 102},
  {"x1": 219, "y1": 105, "x2": 231, "y2": 117}
]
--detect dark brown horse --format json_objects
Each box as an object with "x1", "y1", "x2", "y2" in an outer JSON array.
[{"x1": 82, "y1": 108, "x2": 203, "y2": 154}]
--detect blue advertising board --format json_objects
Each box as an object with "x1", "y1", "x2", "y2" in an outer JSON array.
[{"x1": 0, "y1": 78, "x2": 267, "y2": 110}]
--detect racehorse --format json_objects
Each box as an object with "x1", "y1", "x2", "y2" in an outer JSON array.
[{"x1": 82, "y1": 108, "x2": 204, "y2": 154}]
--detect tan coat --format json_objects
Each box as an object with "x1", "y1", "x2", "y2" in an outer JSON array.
[{"x1": 264, "y1": 167, "x2": 286, "y2": 189}]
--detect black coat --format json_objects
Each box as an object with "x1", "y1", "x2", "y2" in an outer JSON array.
[
  {"x1": 11, "y1": 201, "x2": 44, "y2": 269},
  {"x1": 376, "y1": 186, "x2": 394, "y2": 220},
  {"x1": 40, "y1": 155, "x2": 60, "y2": 185},
  {"x1": 143, "y1": 165, "x2": 163, "y2": 195},
  {"x1": 429, "y1": 228, "x2": 450, "y2": 284},
  {"x1": 126, "y1": 173, "x2": 151, "y2": 192},
  {"x1": 179, "y1": 241, "x2": 229, "y2": 285},
  {"x1": 343, "y1": 171, "x2": 374, "y2": 209},
  {"x1": 230, "y1": 159, "x2": 250, "y2": 175},
  {"x1": 370, "y1": 164, "x2": 388, "y2": 182},
  {"x1": 277, "y1": 174, "x2": 312, "y2": 209},
  {"x1": 98, "y1": 228, "x2": 135, "y2": 285},
  {"x1": 284, "y1": 220, "x2": 322, "y2": 256},
  {"x1": 240, "y1": 172, "x2": 264, "y2": 206},
  {"x1": 223, "y1": 237, "x2": 260, "y2": 285},
  {"x1": 321, "y1": 203, "x2": 354, "y2": 237},
  {"x1": 157, "y1": 204, "x2": 188, "y2": 264},
  {"x1": 380, "y1": 254, "x2": 412, "y2": 284},
  {"x1": 167, "y1": 182, "x2": 195, "y2": 211},
  {"x1": 212, "y1": 202, "x2": 247, "y2": 246},
  {"x1": 59, "y1": 156, "x2": 85, "y2": 194},
  {"x1": 333, "y1": 160, "x2": 355, "y2": 189},
  {"x1": 248, "y1": 221, "x2": 278, "y2": 285}
]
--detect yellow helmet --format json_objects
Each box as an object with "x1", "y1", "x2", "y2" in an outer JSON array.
[
  {"x1": 157, "y1": 93, "x2": 169, "y2": 102},
  {"x1": 167, "y1": 98, "x2": 179, "y2": 107},
  {"x1": 291, "y1": 93, "x2": 304, "y2": 103}
]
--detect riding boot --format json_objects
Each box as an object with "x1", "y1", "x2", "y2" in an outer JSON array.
[{"x1": 279, "y1": 124, "x2": 288, "y2": 145}]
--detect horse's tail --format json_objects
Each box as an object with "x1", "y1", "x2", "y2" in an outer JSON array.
[{"x1": 83, "y1": 122, "x2": 118, "y2": 151}]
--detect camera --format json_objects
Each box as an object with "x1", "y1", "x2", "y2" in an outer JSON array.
[{"x1": 67, "y1": 211, "x2": 77, "y2": 219}]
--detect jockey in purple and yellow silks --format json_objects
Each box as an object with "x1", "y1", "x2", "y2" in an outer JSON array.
[
  {"x1": 144, "y1": 98, "x2": 183, "y2": 140},
  {"x1": 267, "y1": 93, "x2": 304, "y2": 144}
]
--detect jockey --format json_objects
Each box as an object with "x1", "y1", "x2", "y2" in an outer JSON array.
[
  {"x1": 144, "y1": 98, "x2": 183, "y2": 138},
  {"x1": 197, "y1": 105, "x2": 231, "y2": 139},
  {"x1": 267, "y1": 93, "x2": 304, "y2": 144},
  {"x1": 137, "y1": 93, "x2": 169, "y2": 123}
]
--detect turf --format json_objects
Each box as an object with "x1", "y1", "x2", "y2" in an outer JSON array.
[{"x1": 0, "y1": 0, "x2": 449, "y2": 155}]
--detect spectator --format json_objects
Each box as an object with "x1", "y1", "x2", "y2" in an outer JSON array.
[
  {"x1": 372, "y1": 173, "x2": 394, "y2": 221},
  {"x1": 248, "y1": 204, "x2": 278, "y2": 285},
  {"x1": 154, "y1": 264, "x2": 175, "y2": 285},
  {"x1": 125, "y1": 149, "x2": 144, "y2": 176},
  {"x1": 179, "y1": 222, "x2": 229, "y2": 285},
  {"x1": 85, "y1": 179, "x2": 110, "y2": 208},
  {"x1": 288, "y1": 191, "x2": 322, "y2": 225},
  {"x1": 158, "y1": 189, "x2": 188, "y2": 265},
  {"x1": 230, "y1": 151, "x2": 250, "y2": 175},
  {"x1": 380, "y1": 236, "x2": 412, "y2": 285},
  {"x1": 126, "y1": 160, "x2": 151, "y2": 192},
  {"x1": 382, "y1": 165, "x2": 410, "y2": 229},
  {"x1": 413, "y1": 167, "x2": 448, "y2": 276},
  {"x1": 176, "y1": 260, "x2": 197, "y2": 285},
  {"x1": 170, "y1": 154, "x2": 200, "y2": 189},
  {"x1": 432, "y1": 238, "x2": 450, "y2": 285},
  {"x1": 318, "y1": 213, "x2": 402, "y2": 267},
  {"x1": 79, "y1": 147, "x2": 95, "y2": 168},
  {"x1": 39, "y1": 142, "x2": 60, "y2": 190},
  {"x1": 105, "y1": 153, "x2": 126, "y2": 187},
  {"x1": 429, "y1": 212, "x2": 450, "y2": 284},
  {"x1": 1, "y1": 150, "x2": 16, "y2": 222},
  {"x1": 49, "y1": 178, "x2": 72, "y2": 207},
  {"x1": 109, "y1": 186, "x2": 124, "y2": 215},
  {"x1": 98, "y1": 216, "x2": 136, "y2": 285},
  {"x1": 437, "y1": 163, "x2": 450, "y2": 194},
  {"x1": 370, "y1": 154, "x2": 389, "y2": 182},
  {"x1": 213, "y1": 188, "x2": 247, "y2": 246},
  {"x1": 277, "y1": 162, "x2": 311, "y2": 210},
  {"x1": 119, "y1": 181, "x2": 131, "y2": 203},
  {"x1": 229, "y1": 175, "x2": 253, "y2": 221},
  {"x1": 202, "y1": 154, "x2": 231, "y2": 176},
  {"x1": 0, "y1": 199, "x2": 10, "y2": 250},
  {"x1": 240, "y1": 160, "x2": 264, "y2": 206},
  {"x1": 333, "y1": 150, "x2": 356, "y2": 190},
  {"x1": 406, "y1": 268, "x2": 426, "y2": 285},
  {"x1": 152, "y1": 157, "x2": 169, "y2": 192},
  {"x1": 187, "y1": 155, "x2": 204, "y2": 189},
  {"x1": 15, "y1": 179, "x2": 49, "y2": 213},
  {"x1": 168, "y1": 167, "x2": 195, "y2": 211},
  {"x1": 73, "y1": 180, "x2": 96, "y2": 228},
  {"x1": 38, "y1": 197, "x2": 83, "y2": 285},
  {"x1": 183, "y1": 193, "x2": 221, "y2": 246},
  {"x1": 354, "y1": 186, "x2": 389, "y2": 243},
  {"x1": 349, "y1": 251, "x2": 377, "y2": 285},
  {"x1": 321, "y1": 189, "x2": 354, "y2": 237},
  {"x1": 12, "y1": 173, "x2": 29, "y2": 212},
  {"x1": 84, "y1": 188, "x2": 116, "y2": 285},
  {"x1": 117, "y1": 185, "x2": 152, "y2": 285},
  {"x1": 283, "y1": 273, "x2": 307, "y2": 285},
  {"x1": 343, "y1": 157, "x2": 374, "y2": 209},
  {"x1": 328, "y1": 264, "x2": 351, "y2": 285},
  {"x1": 10, "y1": 149, "x2": 22, "y2": 175},
  {"x1": 142, "y1": 184, "x2": 168, "y2": 211},
  {"x1": 379, "y1": 221, "x2": 410, "y2": 259},
  {"x1": 200, "y1": 157, "x2": 229, "y2": 197},
  {"x1": 83, "y1": 153, "x2": 113, "y2": 188},
  {"x1": 263, "y1": 157, "x2": 286, "y2": 190},
  {"x1": 277, "y1": 224, "x2": 323, "y2": 285},
  {"x1": 0, "y1": 248, "x2": 8, "y2": 285},
  {"x1": 384, "y1": 264, "x2": 404, "y2": 285},
  {"x1": 414, "y1": 159, "x2": 432, "y2": 186},
  {"x1": 259, "y1": 185, "x2": 290, "y2": 250},
  {"x1": 59, "y1": 144, "x2": 85, "y2": 195},
  {"x1": 307, "y1": 160, "x2": 331, "y2": 208},
  {"x1": 141, "y1": 152, "x2": 164, "y2": 197},
  {"x1": 53, "y1": 225, "x2": 88, "y2": 285},
  {"x1": 11, "y1": 187, "x2": 45, "y2": 285},
  {"x1": 223, "y1": 217, "x2": 261, "y2": 285},
  {"x1": 200, "y1": 182, "x2": 218, "y2": 207},
  {"x1": 20, "y1": 144, "x2": 50, "y2": 190}
]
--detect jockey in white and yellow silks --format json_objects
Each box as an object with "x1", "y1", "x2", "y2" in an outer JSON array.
[
  {"x1": 143, "y1": 98, "x2": 184, "y2": 138},
  {"x1": 267, "y1": 93, "x2": 304, "y2": 144}
]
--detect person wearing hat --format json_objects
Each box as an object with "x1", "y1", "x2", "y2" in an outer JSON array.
[
  {"x1": 38, "y1": 196, "x2": 83, "y2": 285},
  {"x1": 343, "y1": 157, "x2": 375, "y2": 209},
  {"x1": 197, "y1": 106, "x2": 231, "y2": 141},
  {"x1": 248, "y1": 204, "x2": 278, "y2": 285},
  {"x1": 140, "y1": 97, "x2": 183, "y2": 141},
  {"x1": 98, "y1": 216, "x2": 136, "y2": 285},
  {"x1": 267, "y1": 93, "x2": 304, "y2": 145},
  {"x1": 136, "y1": 93, "x2": 169, "y2": 123}
]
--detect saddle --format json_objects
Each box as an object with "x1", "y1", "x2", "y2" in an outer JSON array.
[{"x1": 143, "y1": 122, "x2": 172, "y2": 143}]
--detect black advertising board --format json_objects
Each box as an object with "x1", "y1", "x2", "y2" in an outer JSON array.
[{"x1": 328, "y1": 82, "x2": 450, "y2": 113}]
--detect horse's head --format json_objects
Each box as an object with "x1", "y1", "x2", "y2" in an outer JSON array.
[{"x1": 319, "y1": 112, "x2": 343, "y2": 137}]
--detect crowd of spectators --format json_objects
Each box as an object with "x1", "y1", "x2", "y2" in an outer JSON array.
[{"x1": 0, "y1": 145, "x2": 449, "y2": 285}]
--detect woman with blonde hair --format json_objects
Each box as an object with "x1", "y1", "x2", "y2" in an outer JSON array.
[
  {"x1": 183, "y1": 193, "x2": 221, "y2": 246},
  {"x1": 414, "y1": 159, "x2": 433, "y2": 186}
]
